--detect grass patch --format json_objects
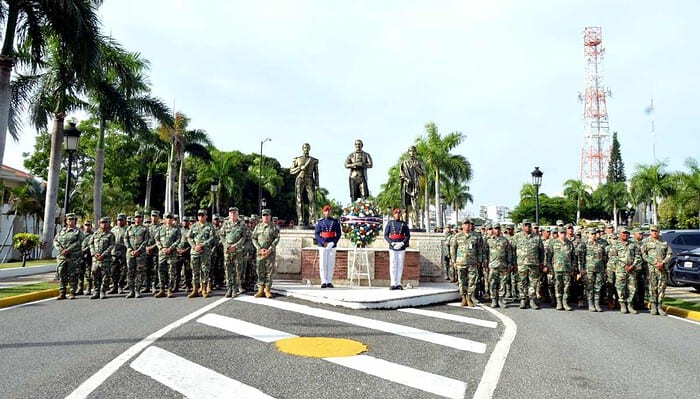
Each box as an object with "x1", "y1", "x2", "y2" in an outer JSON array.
[
  {"x1": 0, "y1": 281, "x2": 58, "y2": 299},
  {"x1": 0, "y1": 259, "x2": 55, "y2": 269},
  {"x1": 663, "y1": 296, "x2": 700, "y2": 313}
]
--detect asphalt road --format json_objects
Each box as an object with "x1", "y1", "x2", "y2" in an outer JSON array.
[{"x1": 0, "y1": 292, "x2": 697, "y2": 399}]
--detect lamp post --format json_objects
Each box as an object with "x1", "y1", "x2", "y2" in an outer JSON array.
[
  {"x1": 261, "y1": 197, "x2": 267, "y2": 211},
  {"x1": 439, "y1": 194, "x2": 446, "y2": 230},
  {"x1": 63, "y1": 121, "x2": 81, "y2": 218},
  {"x1": 210, "y1": 178, "x2": 219, "y2": 216},
  {"x1": 531, "y1": 166, "x2": 543, "y2": 225},
  {"x1": 258, "y1": 137, "x2": 271, "y2": 216}
]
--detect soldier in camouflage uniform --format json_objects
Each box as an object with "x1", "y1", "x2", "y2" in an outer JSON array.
[
  {"x1": 244, "y1": 215, "x2": 259, "y2": 292},
  {"x1": 210, "y1": 215, "x2": 225, "y2": 290},
  {"x1": 479, "y1": 224, "x2": 491, "y2": 301},
  {"x1": 144, "y1": 210, "x2": 161, "y2": 293},
  {"x1": 539, "y1": 227, "x2": 555, "y2": 305},
  {"x1": 88, "y1": 217, "x2": 116, "y2": 299},
  {"x1": 220, "y1": 207, "x2": 250, "y2": 297},
  {"x1": 125, "y1": 211, "x2": 150, "y2": 298},
  {"x1": 77, "y1": 221, "x2": 93, "y2": 296},
  {"x1": 154, "y1": 213, "x2": 181, "y2": 298},
  {"x1": 602, "y1": 224, "x2": 618, "y2": 307},
  {"x1": 546, "y1": 227, "x2": 575, "y2": 311},
  {"x1": 642, "y1": 225, "x2": 672, "y2": 316},
  {"x1": 569, "y1": 226, "x2": 586, "y2": 308},
  {"x1": 108, "y1": 214, "x2": 128, "y2": 294},
  {"x1": 512, "y1": 219, "x2": 544, "y2": 309},
  {"x1": 485, "y1": 223, "x2": 512, "y2": 308},
  {"x1": 608, "y1": 227, "x2": 642, "y2": 314},
  {"x1": 632, "y1": 228, "x2": 648, "y2": 311},
  {"x1": 188, "y1": 209, "x2": 216, "y2": 298},
  {"x1": 443, "y1": 225, "x2": 455, "y2": 281},
  {"x1": 505, "y1": 224, "x2": 518, "y2": 298},
  {"x1": 177, "y1": 216, "x2": 192, "y2": 292},
  {"x1": 450, "y1": 218, "x2": 484, "y2": 307},
  {"x1": 251, "y1": 209, "x2": 280, "y2": 298},
  {"x1": 582, "y1": 227, "x2": 607, "y2": 312},
  {"x1": 53, "y1": 213, "x2": 84, "y2": 299}
]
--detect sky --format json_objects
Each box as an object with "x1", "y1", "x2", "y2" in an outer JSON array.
[{"x1": 5, "y1": 0, "x2": 700, "y2": 215}]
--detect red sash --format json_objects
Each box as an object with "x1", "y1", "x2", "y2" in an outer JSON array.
[
  {"x1": 320, "y1": 232, "x2": 336, "y2": 238},
  {"x1": 389, "y1": 234, "x2": 405, "y2": 240}
]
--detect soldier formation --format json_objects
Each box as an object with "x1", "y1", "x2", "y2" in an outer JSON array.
[
  {"x1": 444, "y1": 218, "x2": 672, "y2": 315},
  {"x1": 53, "y1": 207, "x2": 279, "y2": 301}
]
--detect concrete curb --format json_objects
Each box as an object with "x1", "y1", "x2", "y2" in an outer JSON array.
[
  {"x1": 663, "y1": 304, "x2": 700, "y2": 322},
  {"x1": 0, "y1": 288, "x2": 59, "y2": 309},
  {"x1": 0, "y1": 264, "x2": 56, "y2": 279}
]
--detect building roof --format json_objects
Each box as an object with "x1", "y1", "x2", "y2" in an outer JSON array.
[{"x1": 1, "y1": 164, "x2": 34, "y2": 183}]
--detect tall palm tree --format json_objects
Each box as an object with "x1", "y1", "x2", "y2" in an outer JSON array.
[
  {"x1": 563, "y1": 179, "x2": 592, "y2": 224},
  {"x1": 247, "y1": 156, "x2": 283, "y2": 203},
  {"x1": 598, "y1": 181, "x2": 627, "y2": 228},
  {"x1": 414, "y1": 122, "x2": 472, "y2": 229},
  {"x1": 520, "y1": 183, "x2": 537, "y2": 201},
  {"x1": 86, "y1": 38, "x2": 172, "y2": 220},
  {"x1": 442, "y1": 179, "x2": 473, "y2": 225},
  {"x1": 0, "y1": 0, "x2": 102, "y2": 170},
  {"x1": 630, "y1": 162, "x2": 675, "y2": 225},
  {"x1": 679, "y1": 157, "x2": 700, "y2": 228},
  {"x1": 7, "y1": 179, "x2": 44, "y2": 233},
  {"x1": 192, "y1": 149, "x2": 236, "y2": 215}
]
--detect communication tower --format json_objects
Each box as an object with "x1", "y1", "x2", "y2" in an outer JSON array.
[{"x1": 580, "y1": 27, "x2": 611, "y2": 188}]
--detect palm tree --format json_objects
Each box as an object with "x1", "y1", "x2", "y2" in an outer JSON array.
[
  {"x1": 442, "y1": 179, "x2": 473, "y2": 225},
  {"x1": 247, "y1": 156, "x2": 283, "y2": 204},
  {"x1": 192, "y1": 149, "x2": 237, "y2": 215},
  {"x1": 563, "y1": 179, "x2": 592, "y2": 224},
  {"x1": 598, "y1": 181, "x2": 627, "y2": 228},
  {"x1": 520, "y1": 183, "x2": 537, "y2": 201},
  {"x1": 414, "y1": 122, "x2": 472, "y2": 229},
  {"x1": 7, "y1": 179, "x2": 44, "y2": 233},
  {"x1": 0, "y1": 0, "x2": 102, "y2": 171},
  {"x1": 630, "y1": 162, "x2": 675, "y2": 225},
  {"x1": 136, "y1": 131, "x2": 169, "y2": 211},
  {"x1": 679, "y1": 157, "x2": 700, "y2": 228},
  {"x1": 86, "y1": 38, "x2": 172, "y2": 220}
]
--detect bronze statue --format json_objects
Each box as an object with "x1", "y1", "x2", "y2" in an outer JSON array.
[
  {"x1": 400, "y1": 145, "x2": 425, "y2": 228},
  {"x1": 290, "y1": 143, "x2": 319, "y2": 227},
  {"x1": 344, "y1": 139, "x2": 373, "y2": 202}
]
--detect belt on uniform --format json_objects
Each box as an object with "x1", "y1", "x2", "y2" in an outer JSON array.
[
  {"x1": 389, "y1": 234, "x2": 405, "y2": 240},
  {"x1": 320, "y1": 232, "x2": 336, "y2": 238}
]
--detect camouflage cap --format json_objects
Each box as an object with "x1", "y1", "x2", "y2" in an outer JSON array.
[
  {"x1": 66, "y1": 213, "x2": 77, "y2": 219},
  {"x1": 566, "y1": 223, "x2": 574, "y2": 229},
  {"x1": 134, "y1": 211, "x2": 143, "y2": 217},
  {"x1": 557, "y1": 227, "x2": 567, "y2": 233},
  {"x1": 213, "y1": 214, "x2": 221, "y2": 220},
  {"x1": 556, "y1": 219, "x2": 564, "y2": 226},
  {"x1": 197, "y1": 209, "x2": 208, "y2": 215},
  {"x1": 150, "y1": 210, "x2": 160, "y2": 217},
  {"x1": 228, "y1": 207, "x2": 239, "y2": 212},
  {"x1": 261, "y1": 209, "x2": 272, "y2": 216},
  {"x1": 649, "y1": 224, "x2": 659, "y2": 231},
  {"x1": 542, "y1": 226, "x2": 551, "y2": 232},
  {"x1": 99, "y1": 217, "x2": 111, "y2": 223},
  {"x1": 492, "y1": 223, "x2": 501, "y2": 229},
  {"x1": 164, "y1": 213, "x2": 174, "y2": 219},
  {"x1": 597, "y1": 224, "x2": 606, "y2": 230},
  {"x1": 144, "y1": 220, "x2": 152, "y2": 225},
  {"x1": 117, "y1": 213, "x2": 127, "y2": 220},
  {"x1": 521, "y1": 219, "x2": 531, "y2": 225},
  {"x1": 83, "y1": 220, "x2": 92, "y2": 226},
  {"x1": 484, "y1": 223, "x2": 491, "y2": 229},
  {"x1": 587, "y1": 227, "x2": 598, "y2": 234},
  {"x1": 632, "y1": 228, "x2": 642, "y2": 234},
  {"x1": 462, "y1": 218, "x2": 472, "y2": 225},
  {"x1": 618, "y1": 226, "x2": 630, "y2": 234},
  {"x1": 173, "y1": 214, "x2": 179, "y2": 220}
]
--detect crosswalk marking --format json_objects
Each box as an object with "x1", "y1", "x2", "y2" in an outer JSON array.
[
  {"x1": 131, "y1": 346, "x2": 275, "y2": 399},
  {"x1": 398, "y1": 308, "x2": 498, "y2": 329},
  {"x1": 447, "y1": 302, "x2": 485, "y2": 310},
  {"x1": 235, "y1": 295, "x2": 487, "y2": 354},
  {"x1": 198, "y1": 313, "x2": 467, "y2": 399}
]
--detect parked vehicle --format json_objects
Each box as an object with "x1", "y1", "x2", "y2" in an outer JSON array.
[
  {"x1": 671, "y1": 247, "x2": 700, "y2": 292},
  {"x1": 661, "y1": 230, "x2": 700, "y2": 286}
]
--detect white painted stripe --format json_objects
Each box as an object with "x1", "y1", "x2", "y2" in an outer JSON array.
[
  {"x1": 473, "y1": 305, "x2": 517, "y2": 399},
  {"x1": 0, "y1": 297, "x2": 54, "y2": 312},
  {"x1": 669, "y1": 315, "x2": 700, "y2": 326},
  {"x1": 327, "y1": 354, "x2": 466, "y2": 399},
  {"x1": 398, "y1": 308, "x2": 498, "y2": 329},
  {"x1": 236, "y1": 296, "x2": 486, "y2": 353},
  {"x1": 447, "y1": 302, "x2": 484, "y2": 310},
  {"x1": 66, "y1": 297, "x2": 230, "y2": 399},
  {"x1": 131, "y1": 346, "x2": 274, "y2": 398},
  {"x1": 198, "y1": 313, "x2": 297, "y2": 342}
]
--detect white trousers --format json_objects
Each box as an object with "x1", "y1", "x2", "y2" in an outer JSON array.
[
  {"x1": 388, "y1": 249, "x2": 405, "y2": 287},
  {"x1": 318, "y1": 246, "x2": 337, "y2": 284}
]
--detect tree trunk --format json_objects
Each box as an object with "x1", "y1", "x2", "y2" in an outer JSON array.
[
  {"x1": 93, "y1": 118, "x2": 106, "y2": 221},
  {"x1": 612, "y1": 200, "x2": 618, "y2": 229},
  {"x1": 423, "y1": 178, "x2": 430, "y2": 230},
  {"x1": 144, "y1": 166, "x2": 152, "y2": 210},
  {"x1": 576, "y1": 198, "x2": 581, "y2": 225},
  {"x1": 0, "y1": 4, "x2": 18, "y2": 170},
  {"x1": 434, "y1": 169, "x2": 442, "y2": 229},
  {"x1": 164, "y1": 144, "x2": 177, "y2": 213},
  {"x1": 40, "y1": 115, "x2": 65, "y2": 259},
  {"x1": 178, "y1": 155, "x2": 185, "y2": 218}
]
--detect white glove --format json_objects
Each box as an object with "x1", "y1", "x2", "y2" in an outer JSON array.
[
  {"x1": 327, "y1": 242, "x2": 335, "y2": 249},
  {"x1": 393, "y1": 242, "x2": 404, "y2": 250}
]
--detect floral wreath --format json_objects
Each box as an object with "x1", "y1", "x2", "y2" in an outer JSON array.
[{"x1": 340, "y1": 198, "x2": 384, "y2": 247}]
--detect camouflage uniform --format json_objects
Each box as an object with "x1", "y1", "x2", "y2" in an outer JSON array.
[
  {"x1": 88, "y1": 218, "x2": 115, "y2": 299},
  {"x1": 220, "y1": 209, "x2": 250, "y2": 297},
  {"x1": 547, "y1": 232, "x2": 575, "y2": 311},
  {"x1": 443, "y1": 228, "x2": 455, "y2": 281},
  {"x1": 512, "y1": 220, "x2": 544, "y2": 309},
  {"x1": 155, "y1": 215, "x2": 181, "y2": 297},
  {"x1": 177, "y1": 218, "x2": 192, "y2": 291},
  {"x1": 125, "y1": 212, "x2": 150, "y2": 298},
  {"x1": 632, "y1": 230, "x2": 648, "y2": 310},
  {"x1": 450, "y1": 220, "x2": 484, "y2": 307},
  {"x1": 244, "y1": 216, "x2": 259, "y2": 291},
  {"x1": 53, "y1": 214, "x2": 84, "y2": 299},
  {"x1": 108, "y1": 214, "x2": 128, "y2": 294},
  {"x1": 145, "y1": 211, "x2": 162, "y2": 292},
  {"x1": 211, "y1": 216, "x2": 226, "y2": 289},
  {"x1": 581, "y1": 229, "x2": 607, "y2": 311},
  {"x1": 251, "y1": 210, "x2": 280, "y2": 296},
  {"x1": 79, "y1": 224, "x2": 93, "y2": 295},
  {"x1": 485, "y1": 225, "x2": 512, "y2": 308},
  {"x1": 505, "y1": 227, "x2": 519, "y2": 298},
  {"x1": 608, "y1": 228, "x2": 642, "y2": 313},
  {"x1": 188, "y1": 211, "x2": 216, "y2": 297},
  {"x1": 641, "y1": 226, "x2": 672, "y2": 315}
]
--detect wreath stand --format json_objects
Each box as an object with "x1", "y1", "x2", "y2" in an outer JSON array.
[{"x1": 348, "y1": 244, "x2": 372, "y2": 288}]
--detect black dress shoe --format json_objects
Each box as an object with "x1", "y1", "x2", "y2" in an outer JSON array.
[
  {"x1": 396, "y1": 285, "x2": 403, "y2": 290},
  {"x1": 389, "y1": 285, "x2": 396, "y2": 290},
  {"x1": 327, "y1": 283, "x2": 334, "y2": 288},
  {"x1": 321, "y1": 283, "x2": 327, "y2": 288}
]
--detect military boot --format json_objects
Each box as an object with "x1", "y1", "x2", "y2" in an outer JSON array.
[
  {"x1": 56, "y1": 293, "x2": 66, "y2": 300},
  {"x1": 490, "y1": 298, "x2": 498, "y2": 308},
  {"x1": 75, "y1": 277, "x2": 84, "y2": 296},
  {"x1": 125, "y1": 290, "x2": 135, "y2": 298},
  {"x1": 498, "y1": 298, "x2": 506, "y2": 308},
  {"x1": 264, "y1": 286, "x2": 273, "y2": 298},
  {"x1": 466, "y1": 295, "x2": 474, "y2": 307},
  {"x1": 619, "y1": 302, "x2": 628, "y2": 314},
  {"x1": 90, "y1": 290, "x2": 100, "y2": 299},
  {"x1": 530, "y1": 298, "x2": 539, "y2": 310},
  {"x1": 154, "y1": 289, "x2": 166, "y2": 298},
  {"x1": 594, "y1": 297, "x2": 603, "y2": 312},
  {"x1": 86, "y1": 280, "x2": 93, "y2": 296},
  {"x1": 657, "y1": 303, "x2": 667, "y2": 316},
  {"x1": 628, "y1": 302, "x2": 638, "y2": 314},
  {"x1": 100, "y1": 291, "x2": 107, "y2": 299},
  {"x1": 563, "y1": 300, "x2": 572, "y2": 311},
  {"x1": 519, "y1": 299, "x2": 527, "y2": 309},
  {"x1": 107, "y1": 285, "x2": 118, "y2": 295},
  {"x1": 460, "y1": 296, "x2": 467, "y2": 307},
  {"x1": 188, "y1": 284, "x2": 201, "y2": 298},
  {"x1": 166, "y1": 289, "x2": 174, "y2": 298},
  {"x1": 556, "y1": 298, "x2": 564, "y2": 310},
  {"x1": 650, "y1": 301, "x2": 659, "y2": 315},
  {"x1": 225, "y1": 288, "x2": 233, "y2": 298},
  {"x1": 505, "y1": 287, "x2": 512, "y2": 298},
  {"x1": 588, "y1": 298, "x2": 595, "y2": 312},
  {"x1": 202, "y1": 282, "x2": 210, "y2": 298},
  {"x1": 254, "y1": 285, "x2": 265, "y2": 298}
]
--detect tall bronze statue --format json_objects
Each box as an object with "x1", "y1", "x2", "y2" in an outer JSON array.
[
  {"x1": 290, "y1": 143, "x2": 319, "y2": 227},
  {"x1": 400, "y1": 145, "x2": 425, "y2": 228},
  {"x1": 344, "y1": 139, "x2": 373, "y2": 202}
]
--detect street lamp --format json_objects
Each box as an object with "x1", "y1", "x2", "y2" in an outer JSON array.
[
  {"x1": 439, "y1": 194, "x2": 446, "y2": 229},
  {"x1": 210, "y1": 178, "x2": 219, "y2": 216},
  {"x1": 261, "y1": 197, "x2": 267, "y2": 210},
  {"x1": 63, "y1": 121, "x2": 81, "y2": 218},
  {"x1": 259, "y1": 137, "x2": 271, "y2": 215},
  {"x1": 531, "y1": 166, "x2": 543, "y2": 225}
]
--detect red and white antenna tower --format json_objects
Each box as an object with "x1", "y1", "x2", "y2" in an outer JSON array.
[{"x1": 580, "y1": 27, "x2": 611, "y2": 189}]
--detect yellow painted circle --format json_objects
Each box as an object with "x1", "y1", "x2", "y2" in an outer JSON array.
[{"x1": 275, "y1": 337, "x2": 367, "y2": 358}]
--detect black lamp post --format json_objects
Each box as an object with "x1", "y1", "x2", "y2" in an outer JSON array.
[
  {"x1": 261, "y1": 197, "x2": 267, "y2": 212},
  {"x1": 63, "y1": 121, "x2": 81, "y2": 218},
  {"x1": 258, "y1": 137, "x2": 271, "y2": 215},
  {"x1": 439, "y1": 194, "x2": 446, "y2": 229},
  {"x1": 531, "y1": 166, "x2": 543, "y2": 225},
  {"x1": 210, "y1": 178, "x2": 219, "y2": 216}
]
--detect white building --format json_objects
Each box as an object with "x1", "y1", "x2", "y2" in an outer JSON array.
[
  {"x1": 479, "y1": 205, "x2": 512, "y2": 224},
  {"x1": 1, "y1": 164, "x2": 42, "y2": 262}
]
